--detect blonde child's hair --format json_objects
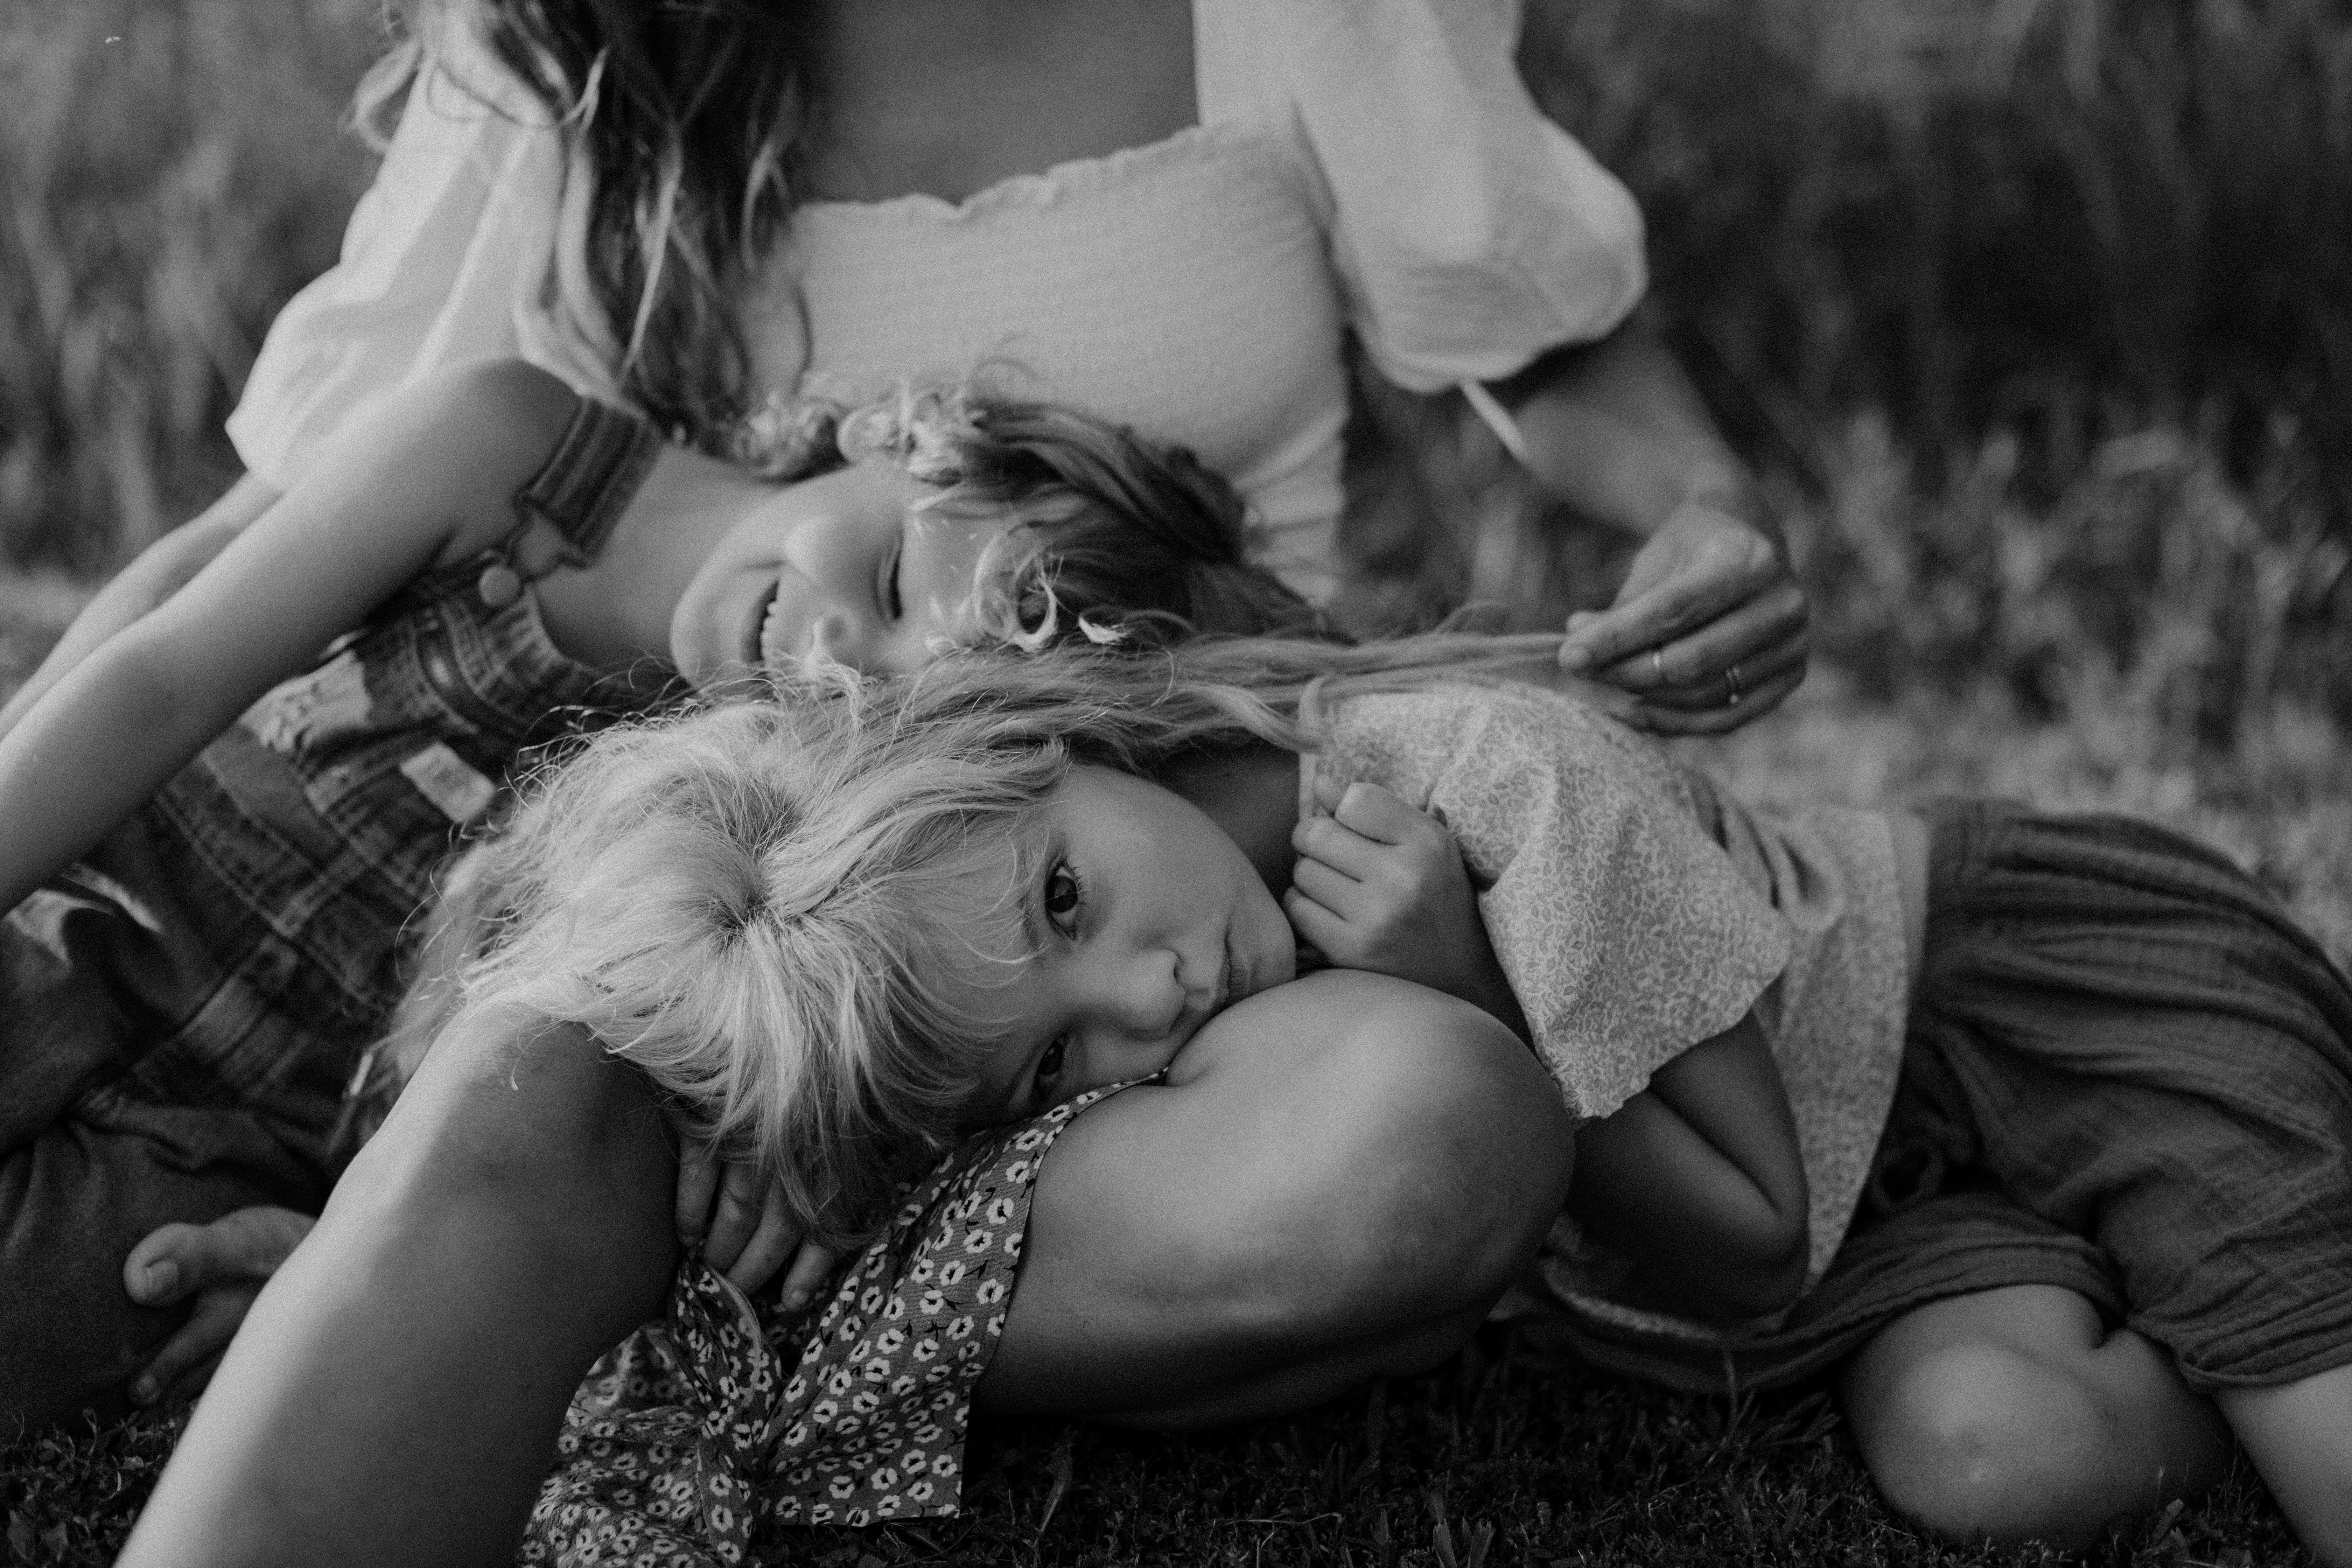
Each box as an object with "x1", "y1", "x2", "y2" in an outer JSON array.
[
  {"x1": 393, "y1": 631, "x2": 1564, "y2": 1245},
  {"x1": 425, "y1": 679, "x2": 1074, "y2": 1248}
]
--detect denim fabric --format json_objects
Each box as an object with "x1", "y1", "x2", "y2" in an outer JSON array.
[
  {"x1": 1511, "y1": 801, "x2": 2352, "y2": 1395},
  {"x1": 0, "y1": 397, "x2": 664, "y2": 1427}
]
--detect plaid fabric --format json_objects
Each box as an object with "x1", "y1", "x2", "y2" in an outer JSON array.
[
  {"x1": 0, "y1": 397, "x2": 664, "y2": 1426},
  {"x1": 1510, "y1": 800, "x2": 2352, "y2": 1394}
]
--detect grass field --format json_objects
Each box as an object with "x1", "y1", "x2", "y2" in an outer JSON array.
[{"x1": 3, "y1": 0, "x2": 2350, "y2": 1561}]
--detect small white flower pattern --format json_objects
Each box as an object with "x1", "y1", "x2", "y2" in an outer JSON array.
[{"x1": 520, "y1": 1088, "x2": 1121, "y2": 1566}]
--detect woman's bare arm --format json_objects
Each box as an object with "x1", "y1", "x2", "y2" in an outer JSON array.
[
  {"x1": 1566, "y1": 1012, "x2": 1810, "y2": 1322},
  {"x1": 1488, "y1": 320, "x2": 1811, "y2": 733}
]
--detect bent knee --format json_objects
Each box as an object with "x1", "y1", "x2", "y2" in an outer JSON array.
[
  {"x1": 1195, "y1": 975, "x2": 1574, "y2": 1338},
  {"x1": 1855, "y1": 1340, "x2": 2136, "y2": 1545}
]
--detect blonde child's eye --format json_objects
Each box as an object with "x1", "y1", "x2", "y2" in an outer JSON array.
[
  {"x1": 1033, "y1": 1036, "x2": 1070, "y2": 1104},
  {"x1": 1044, "y1": 861, "x2": 1082, "y2": 937},
  {"x1": 884, "y1": 545, "x2": 904, "y2": 622}
]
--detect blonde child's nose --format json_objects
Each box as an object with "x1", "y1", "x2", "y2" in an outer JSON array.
[{"x1": 1106, "y1": 951, "x2": 1188, "y2": 1039}]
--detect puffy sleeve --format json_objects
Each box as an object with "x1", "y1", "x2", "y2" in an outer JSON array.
[
  {"x1": 227, "y1": 30, "x2": 613, "y2": 490},
  {"x1": 1267, "y1": 0, "x2": 1648, "y2": 392},
  {"x1": 1309, "y1": 688, "x2": 1787, "y2": 1120}
]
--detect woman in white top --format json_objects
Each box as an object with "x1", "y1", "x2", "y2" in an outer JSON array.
[
  {"x1": 108, "y1": 3, "x2": 1805, "y2": 1560},
  {"x1": 80, "y1": 0, "x2": 1808, "y2": 722}
]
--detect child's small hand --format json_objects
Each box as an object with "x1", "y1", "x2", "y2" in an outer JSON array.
[
  {"x1": 675, "y1": 1137, "x2": 839, "y2": 1313},
  {"x1": 121, "y1": 1205, "x2": 317, "y2": 1406},
  {"x1": 1286, "y1": 777, "x2": 1529, "y2": 1039}
]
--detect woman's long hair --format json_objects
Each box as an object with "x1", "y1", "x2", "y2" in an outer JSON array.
[{"x1": 355, "y1": 0, "x2": 811, "y2": 439}]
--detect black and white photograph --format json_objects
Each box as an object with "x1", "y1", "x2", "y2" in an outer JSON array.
[{"x1": 2, "y1": 0, "x2": 2348, "y2": 1562}]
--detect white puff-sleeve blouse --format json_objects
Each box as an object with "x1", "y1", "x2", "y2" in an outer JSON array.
[{"x1": 228, "y1": 0, "x2": 1647, "y2": 598}]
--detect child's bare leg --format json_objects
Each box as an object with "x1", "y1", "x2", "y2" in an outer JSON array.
[
  {"x1": 1839, "y1": 1283, "x2": 2233, "y2": 1548},
  {"x1": 979, "y1": 970, "x2": 1576, "y2": 1427},
  {"x1": 118, "y1": 1017, "x2": 677, "y2": 1568},
  {"x1": 2216, "y1": 1365, "x2": 2352, "y2": 1566}
]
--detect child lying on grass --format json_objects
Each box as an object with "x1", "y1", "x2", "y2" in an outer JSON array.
[
  {"x1": 0, "y1": 360, "x2": 1307, "y2": 1426},
  {"x1": 319, "y1": 636, "x2": 2351, "y2": 1564}
]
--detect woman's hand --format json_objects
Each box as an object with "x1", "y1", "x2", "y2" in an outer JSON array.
[
  {"x1": 121, "y1": 1205, "x2": 317, "y2": 1406},
  {"x1": 1284, "y1": 776, "x2": 1531, "y2": 1041},
  {"x1": 673, "y1": 1137, "x2": 839, "y2": 1310},
  {"x1": 1556, "y1": 495, "x2": 1810, "y2": 734},
  {"x1": 1484, "y1": 322, "x2": 1810, "y2": 734}
]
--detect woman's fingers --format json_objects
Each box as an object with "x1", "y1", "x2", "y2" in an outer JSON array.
[
  {"x1": 674, "y1": 1136, "x2": 723, "y2": 1246},
  {"x1": 1625, "y1": 662, "x2": 1807, "y2": 736},
  {"x1": 1592, "y1": 580, "x2": 1809, "y2": 696},
  {"x1": 1559, "y1": 506, "x2": 1786, "y2": 677},
  {"x1": 1557, "y1": 498, "x2": 1811, "y2": 735},
  {"x1": 1621, "y1": 618, "x2": 1810, "y2": 712}
]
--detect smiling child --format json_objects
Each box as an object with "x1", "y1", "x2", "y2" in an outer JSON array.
[{"x1": 0, "y1": 357, "x2": 1308, "y2": 1426}]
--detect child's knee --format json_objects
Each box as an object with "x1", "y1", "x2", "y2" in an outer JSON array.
[
  {"x1": 1849, "y1": 1325, "x2": 2229, "y2": 1549},
  {"x1": 1854, "y1": 1338, "x2": 2116, "y2": 1542}
]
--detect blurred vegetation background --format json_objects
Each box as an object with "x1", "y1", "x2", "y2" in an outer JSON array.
[{"x1": 0, "y1": 0, "x2": 2347, "y2": 892}]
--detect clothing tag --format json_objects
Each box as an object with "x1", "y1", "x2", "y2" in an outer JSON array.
[{"x1": 399, "y1": 742, "x2": 497, "y2": 825}]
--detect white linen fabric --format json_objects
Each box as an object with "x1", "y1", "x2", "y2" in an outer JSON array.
[{"x1": 228, "y1": 0, "x2": 1646, "y2": 600}]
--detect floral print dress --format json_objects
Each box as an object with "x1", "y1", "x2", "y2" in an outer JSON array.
[{"x1": 520, "y1": 1087, "x2": 1125, "y2": 1566}]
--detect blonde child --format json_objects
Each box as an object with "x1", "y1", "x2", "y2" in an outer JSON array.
[
  {"x1": 345, "y1": 639, "x2": 2351, "y2": 1562},
  {"x1": 0, "y1": 359, "x2": 1308, "y2": 1427}
]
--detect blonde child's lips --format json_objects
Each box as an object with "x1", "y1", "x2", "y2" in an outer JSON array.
[{"x1": 1218, "y1": 936, "x2": 1245, "y2": 1012}]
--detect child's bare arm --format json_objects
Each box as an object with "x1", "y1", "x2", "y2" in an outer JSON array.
[
  {"x1": 1566, "y1": 1013, "x2": 1809, "y2": 1322},
  {"x1": 1284, "y1": 776, "x2": 1533, "y2": 1041},
  {"x1": 0, "y1": 362, "x2": 574, "y2": 916},
  {"x1": 0, "y1": 475, "x2": 278, "y2": 743}
]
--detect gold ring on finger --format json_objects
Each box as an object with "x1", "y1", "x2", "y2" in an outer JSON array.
[
  {"x1": 1650, "y1": 646, "x2": 1665, "y2": 686},
  {"x1": 1724, "y1": 663, "x2": 1745, "y2": 706}
]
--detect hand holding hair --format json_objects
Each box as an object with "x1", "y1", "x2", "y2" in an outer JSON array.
[{"x1": 1556, "y1": 496, "x2": 1810, "y2": 734}]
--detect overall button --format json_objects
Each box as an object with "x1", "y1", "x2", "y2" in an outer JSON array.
[{"x1": 477, "y1": 561, "x2": 523, "y2": 608}]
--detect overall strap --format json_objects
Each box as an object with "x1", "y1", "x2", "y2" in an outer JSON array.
[{"x1": 510, "y1": 397, "x2": 666, "y2": 568}]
